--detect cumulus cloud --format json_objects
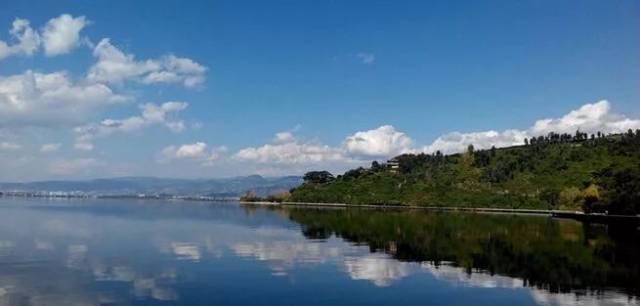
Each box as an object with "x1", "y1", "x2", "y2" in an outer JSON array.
[
  {"x1": 1, "y1": 14, "x2": 87, "y2": 60},
  {"x1": 158, "y1": 142, "x2": 225, "y2": 166},
  {"x1": 235, "y1": 132, "x2": 345, "y2": 165},
  {"x1": 167, "y1": 142, "x2": 208, "y2": 159},
  {"x1": 273, "y1": 131, "x2": 295, "y2": 144},
  {"x1": 0, "y1": 70, "x2": 127, "y2": 127},
  {"x1": 41, "y1": 14, "x2": 88, "y2": 56},
  {"x1": 87, "y1": 38, "x2": 207, "y2": 88},
  {"x1": 233, "y1": 130, "x2": 388, "y2": 175},
  {"x1": 421, "y1": 100, "x2": 640, "y2": 154},
  {"x1": 0, "y1": 18, "x2": 40, "y2": 60},
  {"x1": 74, "y1": 101, "x2": 188, "y2": 150},
  {"x1": 237, "y1": 126, "x2": 413, "y2": 166},
  {"x1": 529, "y1": 100, "x2": 640, "y2": 135},
  {"x1": 356, "y1": 52, "x2": 375, "y2": 65},
  {"x1": 343, "y1": 125, "x2": 413, "y2": 158},
  {"x1": 40, "y1": 143, "x2": 61, "y2": 152},
  {"x1": 421, "y1": 130, "x2": 527, "y2": 154}
]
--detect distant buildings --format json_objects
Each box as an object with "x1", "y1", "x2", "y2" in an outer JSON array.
[
  {"x1": 387, "y1": 158, "x2": 400, "y2": 174},
  {"x1": 0, "y1": 190, "x2": 93, "y2": 198},
  {"x1": 0, "y1": 190, "x2": 240, "y2": 201}
]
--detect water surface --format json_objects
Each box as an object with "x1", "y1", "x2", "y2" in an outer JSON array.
[{"x1": 0, "y1": 198, "x2": 637, "y2": 305}]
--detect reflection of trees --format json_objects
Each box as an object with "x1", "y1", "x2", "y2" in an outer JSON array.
[
  {"x1": 286, "y1": 208, "x2": 640, "y2": 297},
  {"x1": 242, "y1": 205, "x2": 257, "y2": 217}
]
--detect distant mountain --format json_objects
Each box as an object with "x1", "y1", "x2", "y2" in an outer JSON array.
[{"x1": 0, "y1": 175, "x2": 303, "y2": 197}]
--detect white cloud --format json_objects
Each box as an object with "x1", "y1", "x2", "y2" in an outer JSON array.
[
  {"x1": 343, "y1": 125, "x2": 413, "y2": 158},
  {"x1": 235, "y1": 135, "x2": 345, "y2": 164},
  {"x1": 234, "y1": 127, "x2": 411, "y2": 170},
  {"x1": 0, "y1": 70, "x2": 127, "y2": 127},
  {"x1": 41, "y1": 14, "x2": 88, "y2": 56},
  {"x1": 1, "y1": 15, "x2": 87, "y2": 60},
  {"x1": 140, "y1": 101, "x2": 188, "y2": 131},
  {"x1": 530, "y1": 100, "x2": 640, "y2": 135},
  {"x1": 274, "y1": 131, "x2": 295, "y2": 144},
  {"x1": 0, "y1": 18, "x2": 40, "y2": 60},
  {"x1": 0, "y1": 142, "x2": 21, "y2": 150},
  {"x1": 0, "y1": 14, "x2": 214, "y2": 179},
  {"x1": 40, "y1": 143, "x2": 61, "y2": 152},
  {"x1": 421, "y1": 130, "x2": 527, "y2": 154},
  {"x1": 158, "y1": 142, "x2": 225, "y2": 166},
  {"x1": 74, "y1": 101, "x2": 187, "y2": 150},
  {"x1": 356, "y1": 52, "x2": 375, "y2": 65},
  {"x1": 233, "y1": 131, "x2": 366, "y2": 176},
  {"x1": 165, "y1": 121, "x2": 185, "y2": 133},
  {"x1": 176, "y1": 142, "x2": 208, "y2": 159},
  {"x1": 87, "y1": 38, "x2": 207, "y2": 88},
  {"x1": 421, "y1": 100, "x2": 640, "y2": 154}
]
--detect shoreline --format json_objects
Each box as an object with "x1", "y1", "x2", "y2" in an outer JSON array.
[
  {"x1": 2, "y1": 195, "x2": 637, "y2": 223},
  {"x1": 240, "y1": 201, "x2": 640, "y2": 223}
]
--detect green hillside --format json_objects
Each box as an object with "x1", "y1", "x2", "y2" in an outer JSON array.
[{"x1": 289, "y1": 130, "x2": 640, "y2": 214}]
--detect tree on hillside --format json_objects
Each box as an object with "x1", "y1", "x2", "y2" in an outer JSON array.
[
  {"x1": 303, "y1": 171, "x2": 335, "y2": 184},
  {"x1": 344, "y1": 167, "x2": 367, "y2": 179},
  {"x1": 240, "y1": 190, "x2": 258, "y2": 202},
  {"x1": 461, "y1": 144, "x2": 475, "y2": 167},
  {"x1": 371, "y1": 161, "x2": 383, "y2": 172},
  {"x1": 595, "y1": 165, "x2": 640, "y2": 214}
]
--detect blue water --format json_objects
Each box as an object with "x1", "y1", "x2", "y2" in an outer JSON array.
[{"x1": 0, "y1": 198, "x2": 635, "y2": 305}]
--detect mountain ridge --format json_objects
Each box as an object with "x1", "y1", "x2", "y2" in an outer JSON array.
[{"x1": 0, "y1": 175, "x2": 303, "y2": 197}]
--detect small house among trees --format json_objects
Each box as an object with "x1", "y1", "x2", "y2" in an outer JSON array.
[{"x1": 387, "y1": 158, "x2": 400, "y2": 174}]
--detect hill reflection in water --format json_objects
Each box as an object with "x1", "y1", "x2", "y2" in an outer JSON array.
[{"x1": 284, "y1": 207, "x2": 640, "y2": 303}]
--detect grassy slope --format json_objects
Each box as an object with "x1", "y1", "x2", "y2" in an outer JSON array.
[{"x1": 289, "y1": 134, "x2": 640, "y2": 212}]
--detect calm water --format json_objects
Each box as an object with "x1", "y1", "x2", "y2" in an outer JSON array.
[{"x1": 0, "y1": 198, "x2": 638, "y2": 306}]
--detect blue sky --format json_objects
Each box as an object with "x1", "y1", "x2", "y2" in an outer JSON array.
[{"x1": 0, "y1": 0, "x2": 639, "y2": 181}]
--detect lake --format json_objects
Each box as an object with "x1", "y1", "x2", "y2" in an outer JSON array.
[{"x1": 0, "y1": 198, "x2": 637, "y2": 306}]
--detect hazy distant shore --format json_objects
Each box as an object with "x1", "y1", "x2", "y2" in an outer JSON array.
[{"x1": 0, "y1": 192, "x2": 239, "y2": 202}]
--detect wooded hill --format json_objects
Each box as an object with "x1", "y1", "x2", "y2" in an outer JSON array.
[{"x1": 289, "y1": 130, "x2": 640, "y2": 215}]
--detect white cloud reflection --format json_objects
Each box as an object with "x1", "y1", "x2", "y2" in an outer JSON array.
[
  {"x1": 229, "y1": 225, "x2": 413, "y2": 285},
  {"x1": 422, "y1": 262, "x2": 639, "y2": 306},
  {"x1": 343, "y1": 254, "x2": 411, "y2": 287},
  {"x1": 170, "y1": 242, "x2": 201, "y2": 262}
]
